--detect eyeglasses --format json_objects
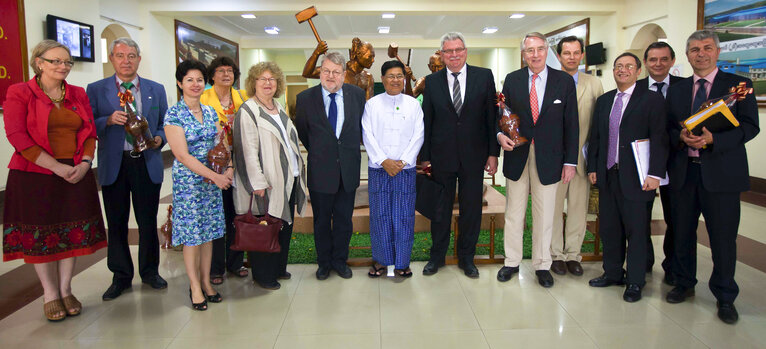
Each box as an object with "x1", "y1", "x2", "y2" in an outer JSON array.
[
  {"x1": 523, "y1": 47, "x2": 547, "y2": 55},
  {"x1": 613, "y1": 64, "x2": 637, "y2": 71},
  {"x1": 257, "y1": 77, "x2": 277, "y2": 84},
  {"x1": 441, "y1": 47, "x2": 466, "y2": 55},
  {"x1": 215, "y1": 68, "x2": 234, "y2": 74},
  {"x1": 112, "y1": 53, "x2": 139, "y2": 61},
  {"x1": 384, "y1": 74, "x2": 405, "y2": 80},
  {"x1": 40, "y1": 57, "x2": 74, "y2": 68},
  {"x1": 320, "y1": 69, "x2": 344, "y2": 77}
]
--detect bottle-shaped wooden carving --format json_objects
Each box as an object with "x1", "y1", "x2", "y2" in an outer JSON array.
[
  {"x1": 204, "y1": 123, "x2": 231, "y2": 184},
  {"x1": 159, "y1": 205, "x2": 173, "y2": 249},
  {"x1": 496, "y1": 92, "x2": 528, "y2": 146},
  {"x1": 118, "y1": 89, "x2": 155, "y2": 154}
]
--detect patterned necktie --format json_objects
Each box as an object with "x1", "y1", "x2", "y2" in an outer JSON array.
[
  {"x1": 607, "y1": 92, "x2": 626, "y2": 169},
  {"x1": 451, "y1": 72, "x2": 462, "y2": 114},
  {"x1": 530, "y1": 74, "x2": 539, "y2": 124},
  {"x1": 653, "y1": 82, "x2": 666, "y2": 98},
  {"x1": 328, "y1": 92, "x2": 338, "y2": 136},
  {"x1": 121, "y1": 81, "x2": 137, "y2": 145}
]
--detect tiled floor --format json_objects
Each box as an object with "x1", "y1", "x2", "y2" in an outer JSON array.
[
  {"x1": 1, "y1": 240, "x2": 766, "y2": 348},
  {"x1": 3, "y1": 163, "x2": 766, "y2": 348}
]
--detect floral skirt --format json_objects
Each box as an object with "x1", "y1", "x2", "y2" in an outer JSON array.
[{"x1": 3, "y1": 161, "x2": 107, "y2": 263}]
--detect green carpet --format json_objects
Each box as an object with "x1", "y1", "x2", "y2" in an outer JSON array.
[{"x1": 286, "y1": 185, "x2": 599, "y2": 264}]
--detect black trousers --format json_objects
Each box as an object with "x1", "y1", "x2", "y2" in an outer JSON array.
[
  {"x1": 599, "y1": 168, "x2": 648, "y2": 286},
  {"x1": 211, "y1": 187, "x2": 244, "y2": 275},
  {"x1": 310, "y1": 178, "x2": 355, "y2": 270},
  {"x1": 102, "y1": 152, "x2": 162, "y2": 285},
  {"x1": 429, "y1": 164, "x2": 483, "y2": 263},
  {"x1": 249, "y1": 180, "x2": 297, "y2": 284},
  {"x1": 670, "y1": 162, "x2": 740, "y2": 303},
  {"x1": 646, "y1": 185, "x2": 674, "y2": 273}
]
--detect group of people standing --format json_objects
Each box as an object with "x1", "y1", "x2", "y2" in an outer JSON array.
[{"x1": 2, "y1": 27, "x2": 757, "y2": 326}]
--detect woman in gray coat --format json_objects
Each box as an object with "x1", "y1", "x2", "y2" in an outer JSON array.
[{"x1": 232, "y1": 62, "x2": 308, "y2": 290}]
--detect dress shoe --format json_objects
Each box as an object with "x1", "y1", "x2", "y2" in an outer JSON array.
[
  {"x1": 422, "y1": 261, "x2": 445, "y2": 275},
  {"x1": 665, "y1": 286, "x2": 695, "y2": 303},
  {"x1": 623, "y1": 284, "x2": 642, "y2": 302},
  {"x1": 334, "y1": 264, "x2": 353, "y2": 279},
  {"x1": 278, "y1": 271, "x2": 292, "y2": 280},
  {"x1": 566, "y1": 261, "x2": 584, "y2": 276},
  {"x1": 535, "y1": 270, "x2": 554, "y2": 288},
  {"x1": 102, "y1": 283, "x2": 131, "y2": 301},
  {"x1": 496, "y1": 266, "x2": 519, "y2": 282},
  {"x1": 142, "y1": 275, "x2": 168, "y2": 290},
  {"x1": 256, "y1": 280, "x2": 281, "y2": 290},
  {"x1": 316, "y1": 266, "x2": 331, "y2": 280},
  {"x1": 662, "y1": 273, "x2": 676, "y2": 286},
  {"x1": 457, "y1": 259, "x2": 479, "y2": 278},
  {"x1": 550, "y1": 260, "x2": 567, "y2": 275},
  {"x1": 717, "y1": 302, "x2": 739, "y2": 324},
  {"x1": 589, "y1": 274, "x2": 625, "y2": 287}
]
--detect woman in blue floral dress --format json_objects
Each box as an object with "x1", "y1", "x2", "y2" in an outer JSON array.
[{"x1": 164, "y1": 59, "x2": 232, "y2": 311}]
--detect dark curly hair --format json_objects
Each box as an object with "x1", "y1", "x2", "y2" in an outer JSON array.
[
  {"x1": 206, "y1": 56, "x2": 240, "y2": 85},
  {"x1": 175, "y1": 59, "x2": 208, "y2": 93}
]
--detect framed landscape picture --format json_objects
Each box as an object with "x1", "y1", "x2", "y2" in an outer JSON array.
[
  {"x1": 699, "y1": 0, "x2": 766, "y2": 107},
  {"x1": 174, "y1": 20, "x2": 238, "y2": 69}
]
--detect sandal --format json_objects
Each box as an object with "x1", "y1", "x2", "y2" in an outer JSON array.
[
  {"x1": 43, "y1": 299, "x2": 66, "y2": 321},
  {"x1": 189, "y1": 288, "x2": 208, "y2": 311},
  {"x1": 205, "y1": 291, "x2": 223, "y2": 303},
  {"x1": 230, "y1": 266, "x2": 249, "y2": 278},
  {"x1": 211, "y1": 275, "x2": 224, "y2": 285},
  {"x1": 368, "y1": 263, "x2": 385, "y2": 278},
  {"x1": 61, "y1": 295, "x2": 82, "y2": 316},
  {"x1": 395, "y1": 268, "x2": 413, "y2": 278}
]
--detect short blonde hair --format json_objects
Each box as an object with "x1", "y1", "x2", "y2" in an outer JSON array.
[
  {"x1": 245, "y1": 62, "x2": 285, "y2": 98},
  {"x1": 30, "y1": 39, "x2": 71, "y2": 76}
]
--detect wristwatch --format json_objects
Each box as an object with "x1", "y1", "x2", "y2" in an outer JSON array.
[{"x1": 81, "y1": 159, "x2": 92, "y2": 167}]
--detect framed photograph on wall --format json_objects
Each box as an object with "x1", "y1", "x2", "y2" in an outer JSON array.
[
  {"x1": 174, "y1": 20, "x2": 239, "y2": 80},
  {"x1": 698, "y1": 0, "x2": 766, "y2": 107},
  {"x1": 529, "y1": 18, "x2": 590, "y2": 71}
]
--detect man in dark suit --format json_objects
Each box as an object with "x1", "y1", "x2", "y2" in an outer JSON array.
[
  {"x1": 87, "y1": 38, "x2": 168, "y2": 300},
  {"x1": 636, "y1": 42, "x2": 684, "y2": 283},
  {"x1": 587, "y1": 52, "x2": 669, "y2": 302},
  {"x1": 664, "y1": 30, "x2": 759, "y2": 324},
  {"x1": 295, "y1": 51, "x2": 366, "y2": 280},
  {"x1": 420, "y1": 32, "x2": 499, "y2": 278},
  {"x1": 496, "y1": 32, "x2": 578, "y2": 288}
]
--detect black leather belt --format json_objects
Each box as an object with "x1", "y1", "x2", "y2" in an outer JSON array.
[
  {"x1": 689, "y1": 157, "x2": 701, "y2": 164},
  {"x1": 123, "y1": 150, "x2": 143, "y2": 159},
  {"x1": 608, "y1": 163, "x2": 619, "y2": 171}
]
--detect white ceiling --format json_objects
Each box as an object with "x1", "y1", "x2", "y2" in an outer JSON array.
[{"x1": 195, "y1": 12, "x2": 580, "y2": 44}]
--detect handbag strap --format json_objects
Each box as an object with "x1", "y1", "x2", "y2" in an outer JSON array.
[{"x1": 248, "y1": 193, "x2": 270, "y2": 216}]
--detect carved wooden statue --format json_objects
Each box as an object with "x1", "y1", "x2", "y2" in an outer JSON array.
[
  {"x1": 413, "y1": 50, "x2": 445, "y2": 98},
  {"x1": 302, "y1": 38, "x2": 376, "y2": 100}
]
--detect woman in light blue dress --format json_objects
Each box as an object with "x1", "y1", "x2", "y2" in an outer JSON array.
[{"x1": 164, "y1": 59, "x2": 231, "y2": 311}]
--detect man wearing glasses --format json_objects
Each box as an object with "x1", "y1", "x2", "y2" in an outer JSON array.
[
  {"x1": 496, "y1": 32, "x2": 579, "y2": 288},
  {"x1": 295, "y1": 51, "x2": 366, "y2": 280},
  {"x1": 86, "y1": 37, "x2": 168, "y2": 300},
  {"x1": 586, "y1": 52, "x2": 668, "y2": 302},
  {"x1": 420, "y1": 32, "x2": 499, "y2": 278}
]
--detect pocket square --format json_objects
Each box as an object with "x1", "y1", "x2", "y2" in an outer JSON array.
[{"x1": 553, "y1": 99, "x2": 562, "y2": 104}]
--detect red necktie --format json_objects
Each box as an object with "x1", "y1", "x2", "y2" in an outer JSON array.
[{"x1": 530, "y1": 74, "x2": 539, "y2": 125}]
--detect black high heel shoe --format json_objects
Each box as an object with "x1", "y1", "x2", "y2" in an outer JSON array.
[
  {"x1": 205, "y1": 290, "x2": 222, "y2": 303},
  {"x1": 189, "y1": 288, "x2": 208, "y2": 311}
]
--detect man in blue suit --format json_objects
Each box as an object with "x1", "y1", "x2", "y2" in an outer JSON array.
[{"x1": 87, "y1": 38, "x2": 168, "y2": 300}]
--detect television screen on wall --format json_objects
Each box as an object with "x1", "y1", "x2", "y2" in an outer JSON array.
[{"x1": 45, "y1": 15, "x2": 95, "y2": 62}]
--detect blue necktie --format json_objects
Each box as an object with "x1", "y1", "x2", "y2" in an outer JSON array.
[
  {"x1": 328, "y1": 92, "x2": 338, "y2": 135},
  {"x1": 691, "y1": 79, "x2": 708, "y2": 113}
]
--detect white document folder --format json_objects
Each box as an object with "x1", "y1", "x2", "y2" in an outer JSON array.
[{"x1": 631, "y1": 139, "x2": 669, "y2": 187}]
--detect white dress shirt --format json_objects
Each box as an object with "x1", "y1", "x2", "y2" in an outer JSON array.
[
  {"x1": 648, "y1": 75, "x2": 671, "y2": 97},
  {"x1": 321, "y1": 86, "x2": 344, "y2": 139},
  {"x1": 361, "y1": 92, "x2": 424, "y2": 169},
  {"x1": 446, "y1": 64, "x2": 467, "y2": 106}
]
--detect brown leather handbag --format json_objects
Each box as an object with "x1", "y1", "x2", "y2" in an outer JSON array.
[{"x1": 231, "y1": 194, "x2": 283, "y2": 252}]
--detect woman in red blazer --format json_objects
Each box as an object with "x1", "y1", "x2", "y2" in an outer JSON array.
[{"x1": 2, "y1": 40, "x2": 107, "y2": 321}]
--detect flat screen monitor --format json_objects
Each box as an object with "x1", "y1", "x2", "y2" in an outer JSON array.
[
  {"x1": 46, "y1": 15, "x2": 95, "y2": 62},
  {"x1": 585, "y1": 42, "x2": 606, "y2": 66}
]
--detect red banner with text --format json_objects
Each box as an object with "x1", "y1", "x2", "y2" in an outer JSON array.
[{"x1": 0, "y1": 0, "x2": 28, "y2": 109}]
